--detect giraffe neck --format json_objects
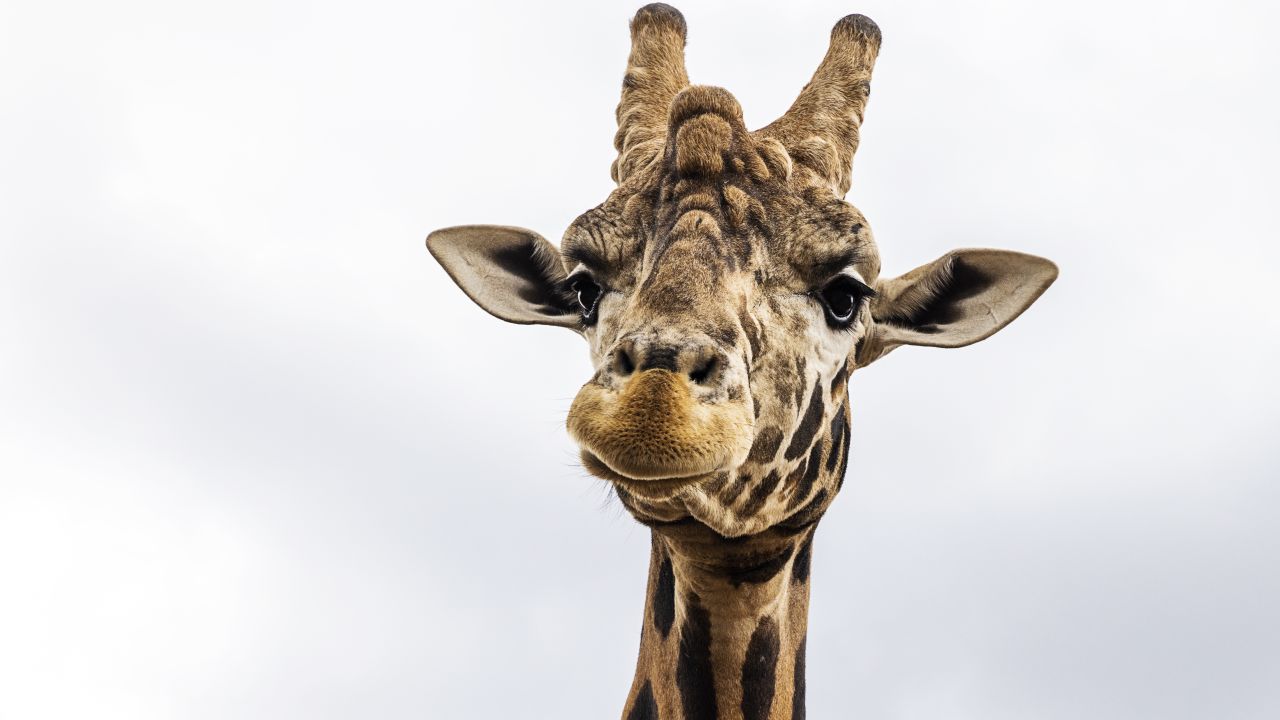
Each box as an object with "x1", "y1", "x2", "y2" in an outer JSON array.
[{"x1": 623, "y1": 523, "x2": 816, "y2": 720}]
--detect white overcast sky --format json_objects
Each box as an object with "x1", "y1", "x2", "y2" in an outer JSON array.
[{"x1": 2, "y1": 1, "x2": 1278, "y2": 718}]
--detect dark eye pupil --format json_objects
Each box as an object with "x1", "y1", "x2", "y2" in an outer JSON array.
[
  {"x1": 817, "y1": 275, "x2": 873, "y2": 328},
  {"x1": 824, "y1": 289, "x2": 855, "y2": 318},
  {"x1": 571, "y1": 277, "x2": 600, "y2": 316}
]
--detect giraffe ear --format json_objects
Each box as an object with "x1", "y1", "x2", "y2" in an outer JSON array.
[
  {"x1": 427, "y1": 225, "x2": 582, "y2": 330},
  {"x1": 855, "y1": 248, "x2": 1058, "y2": 367}
]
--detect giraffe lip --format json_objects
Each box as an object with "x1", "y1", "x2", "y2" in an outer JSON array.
[{"x1": 580, "y1": 450, "x2": 712, "y2": 495}]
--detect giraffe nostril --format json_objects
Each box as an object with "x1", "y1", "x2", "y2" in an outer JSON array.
[
  {"x1": 689, "y1": 355, "x2": 719, "y2": 385},
  {"x1": 616, "y1": 347, "x2": 636, "y2": 376}
]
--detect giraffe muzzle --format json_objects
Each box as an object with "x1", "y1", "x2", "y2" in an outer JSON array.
[{"x1": 566, "y1": 368, "x2": 754, "y2": 484}]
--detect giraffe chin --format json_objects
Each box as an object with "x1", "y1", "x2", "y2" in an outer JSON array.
[{"x1": 566, "y1": 368, "x2": 754, "y2": 489}]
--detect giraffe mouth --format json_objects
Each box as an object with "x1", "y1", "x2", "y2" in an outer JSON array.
[
  {"x1": 579, "y1": 449, "x2": 714, "y2": 497},
  {"x1": 566, "y1": 369, "x2": 754, "y2": 486}
]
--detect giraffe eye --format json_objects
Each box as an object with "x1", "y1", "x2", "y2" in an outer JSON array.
[
  {"x1": 816, "y1": 275, "x2": 874, "y2": 328},
  {"x1": 569, "y1": 274, "x2": 602, "y2": 324}
]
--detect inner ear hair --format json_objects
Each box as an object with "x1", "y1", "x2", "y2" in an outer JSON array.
[
  {"x1": 856, "y1": 248, "x2": 1057, "y2": 365},
  {"x1": 426, "y1": 225, "x2": 584, "y2": 330},
  {"x1": 873, "y1": 252, "x2": 993, "y2": 333}
]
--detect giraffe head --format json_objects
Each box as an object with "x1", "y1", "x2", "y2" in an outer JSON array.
[{"x1": 428, "y1": 5, "x2": 1056, "y2": 539}]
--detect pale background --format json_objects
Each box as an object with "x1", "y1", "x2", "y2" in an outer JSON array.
[{"x1": 2, "y1": 1, "x2": 1277, "y2": 718}]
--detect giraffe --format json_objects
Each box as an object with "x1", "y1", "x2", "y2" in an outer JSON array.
[{"x1": 426, "y1": 5, "x2": 1057, "y2": 719}]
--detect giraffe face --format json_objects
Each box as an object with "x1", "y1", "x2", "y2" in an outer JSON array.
[
  {"x1": 557, "y1": 88, "x2": 878, "y2": 537},
  {"x1": 426, "y1": 6, "x2": 1058, "y2": 540}
]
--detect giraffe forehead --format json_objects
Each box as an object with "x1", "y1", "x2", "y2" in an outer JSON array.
[{"x1": 561, "y1": 89, "x2": 881, "y2": 297}]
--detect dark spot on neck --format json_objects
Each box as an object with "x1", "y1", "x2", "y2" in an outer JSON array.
[
  {"x1": 792, "y1": 637, "x2": 807, "y2": 720},
  {"x1": 791, "y1": 531, "x2": 814, "y2": 584},
  {"x1": 741, "y1": 617, "x2": 780, "y2": 720},
  {"x1": 653, "y1": 549, "x2": 676, "y2": 639},
  {"x1": 677, "y1": 594, "x2": 717, "y2": 719},
  {"x1": 627, "y1": 679, "x2": 659, "y2": 720}
]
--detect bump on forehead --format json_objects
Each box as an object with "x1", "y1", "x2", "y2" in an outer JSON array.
[{"x1": 675, "y1": 115, "x2": 733, "y2": 177}]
